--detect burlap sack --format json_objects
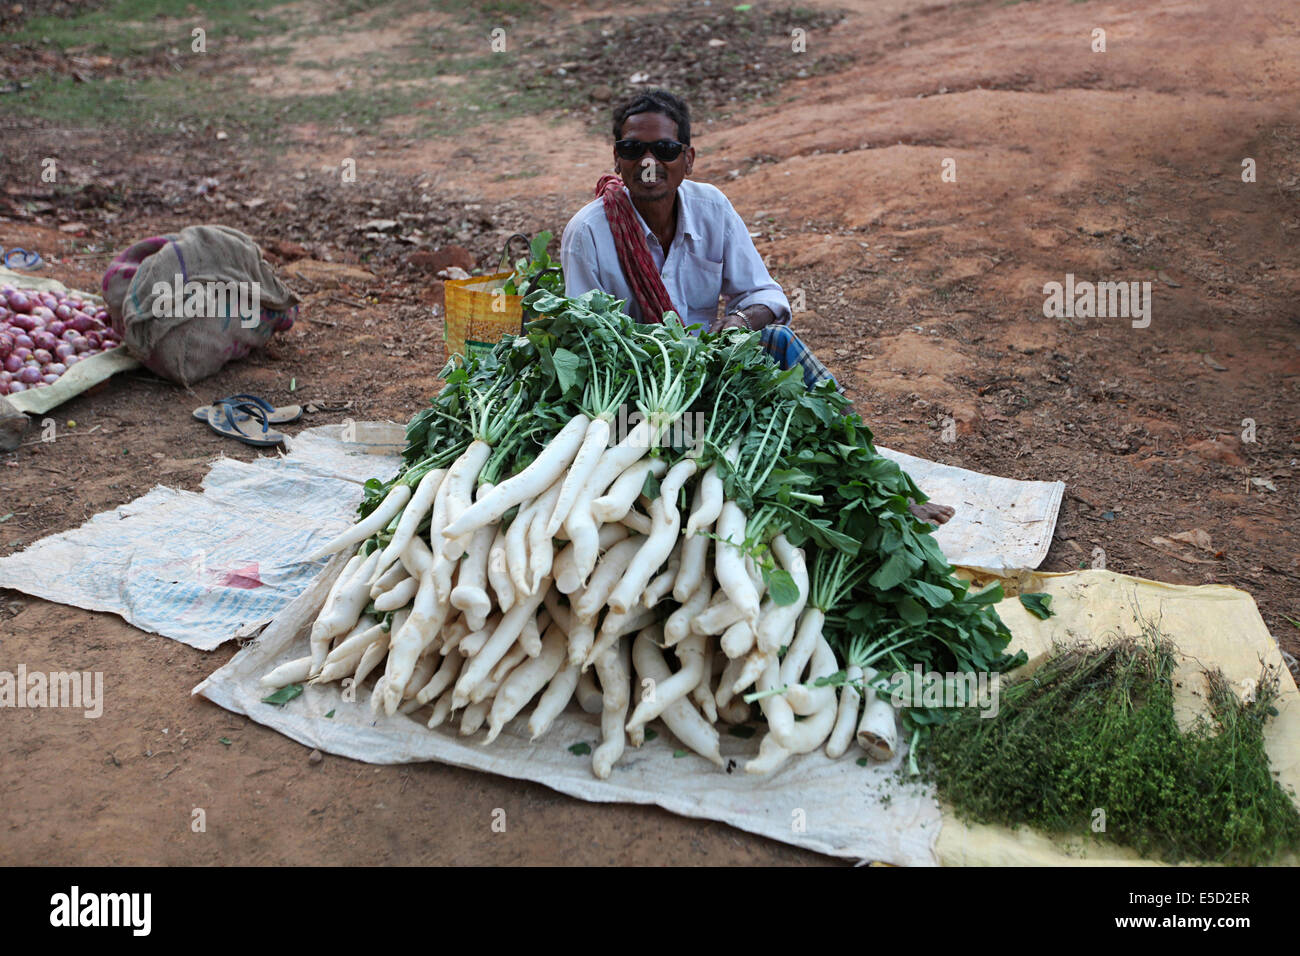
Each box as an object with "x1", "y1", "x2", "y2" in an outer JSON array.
[{"x1": 102, "y1": 224, "x2": 300, "y2": 385}]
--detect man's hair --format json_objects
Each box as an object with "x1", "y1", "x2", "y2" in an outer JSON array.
[{"x1": 612, "y1": 89, "x2": 691, "y2": 145}]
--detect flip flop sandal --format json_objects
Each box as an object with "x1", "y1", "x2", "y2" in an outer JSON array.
[
  {"x1": 204, "y1": 396, "x2": 287, "y2": 447},
  {"x1": 192, "y1": 393, "x2": 302, "y2": 425}
]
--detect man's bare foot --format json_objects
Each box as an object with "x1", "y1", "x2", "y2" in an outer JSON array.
[{"x1": 909, "y1": 501, "x2": 955, "y2": 526}]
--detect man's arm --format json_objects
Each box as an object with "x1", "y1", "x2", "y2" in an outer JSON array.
[
  {"x1": 713, "y1": 202, "x2": 791, "y2": 332},
  {"x1": 560, "y1": 222, "x2": 602, "y2": 299}
]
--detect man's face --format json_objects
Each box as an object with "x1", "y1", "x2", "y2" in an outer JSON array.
[{"x1": 615, "y1": 111, "x2": 695, "y2": 203}]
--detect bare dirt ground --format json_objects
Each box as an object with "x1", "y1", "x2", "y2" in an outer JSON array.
[{"x1": 1, "y1": 0, "x2": 1298, "y2": 865}]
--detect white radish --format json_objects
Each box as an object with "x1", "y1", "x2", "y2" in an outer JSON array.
[
  {"x1": 826, "y1": 665, "x2": 863, "y2": 759},
  {"x1": 459, "y1": 695, "x2": 493, "y2": 735},
  {"x1": 402, "y1": 646, "x2": 441, "y2": 699},
  {"x1": 754, "y1": 535, "x2": 808, "y2": 655},
  {"x1": 486, "y1": 642, "x2": 530, "y2": 691},
  {"x1": 714, "y1": 654, "x2": 745, "y2": 709},
  {"x1": 573, "y1": 536, "x2": 643, "y2": 619},
  {"x1": 631, "y1": 628, "x2": 723, "y2": 767},
  {"x1": 426, "y1": 688, "x2": 456, "y2": 729},
  {"x1": 310, "y1": 550, "x2": 376, "y2": 676},
  {"x1": 525, "y1": 475, "x2": 566, "y2": 592},
  {"x1": 485, "y1": 523, "x2": 515, "y2": 612},
  {"x1": 731, "y1": 648, "x2": 770, "y2": 697},
  {"x1": 353, "y1": 629, "x2": 392, "y2": 685},
  {"x1": 690, "y1": 638, "x2": 718, "y2": 724},
  {"x1": 324, "y1": 619, "x2": 384, "y2": 668},
  {"x1": 583, "y1": 605, "x2": 655, "y2": 670},
  {"x1": 485, "y1": 624, "x2": 567, "y2": 743},
  {"x1": 400, "y1": 535, "x2": 433, "y2": 577},
  {"x1": 260, "y1": 656, "x2": 312, "y2": 689},
  {"x1": 606, "y1": 460, "x2": 696, "y2": 614},
  {"x1": 370, "y1": 468, "x2": 445, "y2": 583},
  {"x1": 528, "y1": 664, "x2": 580, "y2": 740},
  {"x1": 452, "y1": 583, "x2": 548, "y2": 708},
  {"x1": 692, "y1": 598, "x2": 746, "y2": 637},
  {"x1": 449, "y1": 485, "x2": 496, "y2": 630},
  {"x1": 591, "y1": 455, "x2": 667, "y2": 523},
  {"x1": 304, "y1": 484, "x2": 412, "y2": 562},
  {"x1": 857, "y1": 667, "x2": 899, "y2": 761},
  {"x1": 541, "y1": 588, "x2": 573, "y2": 636},
  {"x1": 439, "y1": 441, "x2": 493, "y2": 557},
  {"x1": 664, "y1": 575, "x2": 712, "y2": 646},
  {"x1": 518, "y1": 610, "x2": 543, "y2": 659},
  {"x1": 374, "y1": 575, "x2": 419, "y2": 612},
  {"x1": 643, "y1": 543, "x2": 682, "y2": 608},
  {"x1": 441, "y1": 415, "x2": 590, "y2": 539},
  {"x1": 620, "y1": 508, "x2": 653, "y2": 535},
  {"x1": 576, "y1": 668, "x2": 604, "y2": 714},
  {"x1": 414, "y1": 651, "x2": 463, "y2": 707},
  {"x1": 567, "y1": 610, "x2": 597, "y2": 668},
  {"x1": 369, "y1": 560, "x2": 409, "y2": 599},
  {"x1": 544, "y1": 413, "x2": 601, "y2": 536},
  {"x1": 779, "y1": 608, "x2": 824, "y2": 687},
  {"x1": 457, "y1": 617, "x2": 496, "y2": 658},
  {"x1": 673, "y1": 482, "x2": 711, "y2": 603},
  {"x1": 381, "y1": 569, "x2": 447, "y2": 715},
  {"x1": 554, "y1": 523, "x2": 627, "y2": 594},
  {"x1": 720, "y1": 619, "x2": 754, "y2": 659},
  {"x1": 591, "y1": 637, "x2": 631, "y2": 779},
  {"x1": 505, "y1": 494, "x2": 538, "y2": 596},
  {"x1": 784, "y1": 629, "x2": 837, "y2": 715},
  {"x1": 684, "y1": 461, "x2": 723, "y2": 538},
  {"x1": 313, "y1": 649, "x2": 366, "y2": 685},
  {"x1": 714, "y1": 502, "x2": 759, "y2": 623},
  {"x1": 626, "y1": 630, "x2": 707, "y2": 732}
]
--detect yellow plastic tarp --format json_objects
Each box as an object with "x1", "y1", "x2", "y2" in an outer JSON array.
[{"x1": 934, "y1": 569, "x2": 1300, "y2": 866}]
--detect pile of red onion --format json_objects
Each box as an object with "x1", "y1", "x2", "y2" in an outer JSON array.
[{"x1": 0, "y1": 284, "x2": 121, "y2": 395}]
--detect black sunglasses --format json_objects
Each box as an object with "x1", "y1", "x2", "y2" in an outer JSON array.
[{"x1": 614, "y1": 138, "x2": 687, "y2": 162}]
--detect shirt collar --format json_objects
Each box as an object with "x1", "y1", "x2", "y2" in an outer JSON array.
[{"x1": 624, "y1": 181, "x2": 704, "y2": 243}]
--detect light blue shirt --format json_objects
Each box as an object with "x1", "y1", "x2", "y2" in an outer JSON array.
[{"x1": 560, "y1": 178, "x2": 791, "y2": 331}]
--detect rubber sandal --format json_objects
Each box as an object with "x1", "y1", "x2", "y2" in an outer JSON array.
[
  {"x1": 204, "y1": 397, "x2": 286, "y2": 447},
  {"x1": 192, "y1": 393, "x2": 302, "y2": 425}
]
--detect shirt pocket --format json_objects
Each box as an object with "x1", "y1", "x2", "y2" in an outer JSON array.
[{"x1": 679, "y1": 250, "x2": 724, "y2": 320}]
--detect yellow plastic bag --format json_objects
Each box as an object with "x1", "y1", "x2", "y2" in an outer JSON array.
[{"x1": 442, "y1": 270, "x2": 523, "y2": 365}]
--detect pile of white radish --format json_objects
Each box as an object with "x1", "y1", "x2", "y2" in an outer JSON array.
[
  {"x1": 260, "y1": 289, "x2": 1018, "y2": 780},
  {"x1": 265, "y1": 415, "x2": 900, "y2": 779}
]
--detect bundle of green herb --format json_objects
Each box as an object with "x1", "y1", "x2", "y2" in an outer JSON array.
[{"x1": 925, "y1": 632, "x2": 1300, "y2": 864}]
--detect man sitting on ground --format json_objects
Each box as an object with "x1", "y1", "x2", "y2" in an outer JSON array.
[{"x1": 559, "y1": 88, "x2": 953, "y2": 526}]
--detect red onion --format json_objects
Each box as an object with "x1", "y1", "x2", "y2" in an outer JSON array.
[
  {"x1": 64, "y1": 354, "x2": 80, "y2": 367},
  {"x1": 54, "y1": 343, "x2": 74, "y2": 360},
  {"x1": 14, "y1": 333, "x2": 34, "y2": 350},
  {"x1": 45, "y1": 362, "x2": 66, "y2": 375},
  {"x1": 0, "y1": 333, "x2": 11, "y2": 357},
  {"x1": 12, "y1": 348, "x2": 32, "y2": 364},
  {"x1": 9, "y1": 381, "x2": 27, "y2": 392},
  {"x1": 47, "y1": 320, "x2": 66, "y2": 336},
  {"x1": 10, "y1": 314, "x2": 37, "y2": 332},
  {"x1": 33, "y1": 331, "x2": 58, "y2": 351},
  {"x1": 95, "y1": 309, "x2": 110, "y2": 322},
  {"x1": 84, "y1": 332, "x2": 102, "y2": 348},
  {"x1": 41, "y1": 373, "x2": 58, "y2": 384},
  {"x1": 7, "y1": 291, "x2": 32, "y2": 313},
  {"x1": 68, "y1": 313, "x2": 95, "y2": 333},
  {"x1": 62, "y1": 329, "x2": 81, "y2": 343},
  {"x1": 33, "y1": 348, "x2": 52, "y2": 364},
  {"x1": 17, "y1": 366, "x2": 42, "y2": 384},
  {"x1": 54, "y1": 304, "x2": 74, "y2": 321},
  {"x1": 73, "y1": 338, "x2": 91, "y2": 354},
  {"x1": 31, "y1": 306, "x2": 54, "y2": 321}
]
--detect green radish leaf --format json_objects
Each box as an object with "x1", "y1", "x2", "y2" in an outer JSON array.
[
  {"x1": 1019, "y1": 592, "x2": 1054, "y2": 620},
  {"x1": 870, "y1": 551, "x2": 921, "y2": 591},
  {"x1": 640, "y1": 471, "x2": 661, "y2": 500},
  {"x1": 673, "y1": 749, "x2": 688, "y2": 758},
  {"x1": 324, "y1": 709, "x2": 336, "y2": 719},
  {"x1": 261, "y1": 684, "x2": 303, "y2": 706},
  {"x1": 856, "y1": 757, "x2": 869, "y2": 767},
  {"x1": 763, "y1": 567, "x2": 799, "y2": 606},
  {"x1": 219, "y1": 737, "x2": 232, "y2": 746},
  {"x1": 644, "y1": 729, "x2": 658, "y2": 741},
  {"x1": 551, "y1": 347, "x2": 583, "y2": 395},
  {"x1": 568, "y1": 741, "x2": 592, "y2": 755},
  {"x1": 727, "y1": 725, "x2": 756, "y2": 739}
]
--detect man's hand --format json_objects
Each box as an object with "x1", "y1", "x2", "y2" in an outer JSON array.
[{"x1": 709, "y1": 312, "x2": 750, "y2": 333}]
